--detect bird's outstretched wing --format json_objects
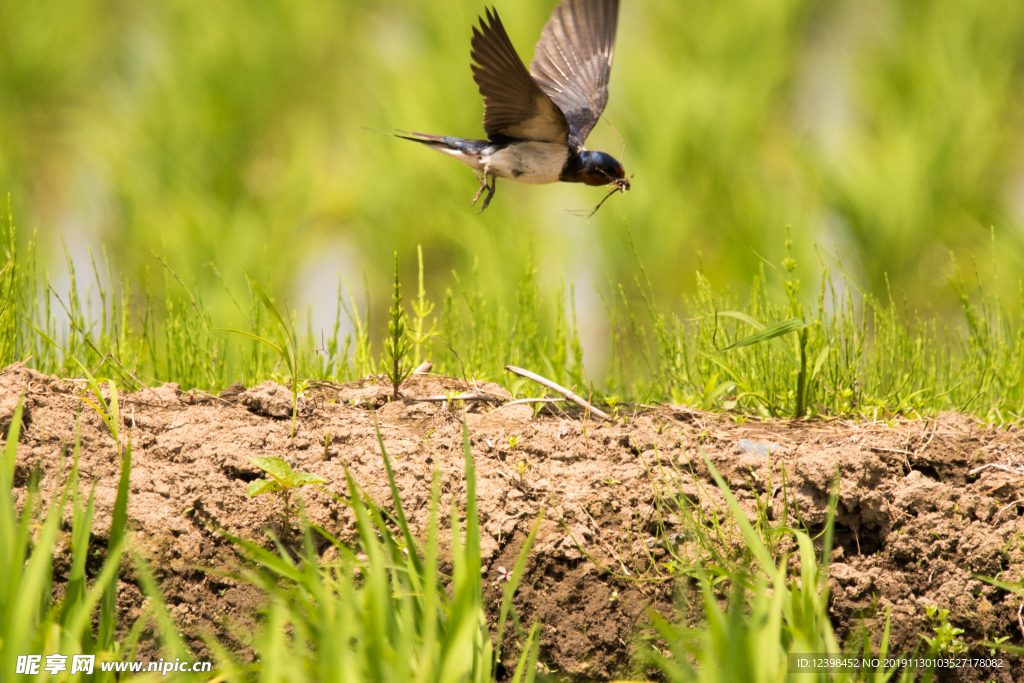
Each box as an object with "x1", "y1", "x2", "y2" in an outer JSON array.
[
  {"x1": 530, "y1": 0, "x2": 620, "y2": 151},
  {"x1": 471, "y1": 8, "x2": 569, "y2": 144}
]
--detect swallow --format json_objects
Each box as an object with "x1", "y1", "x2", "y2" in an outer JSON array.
[{"x1": 398, "y1": 0, "x2": 628, "y2": 213}]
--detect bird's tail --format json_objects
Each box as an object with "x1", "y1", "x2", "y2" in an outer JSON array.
[
  {"x1": 394, "y1": 130, "x2": 448, "y2": 146},
  {"x1": 362, "y1": 128, "x2": 451, "y2": 146},
  {"x1": 393, "y1": 131, "x2": 488, "y2": 155}
]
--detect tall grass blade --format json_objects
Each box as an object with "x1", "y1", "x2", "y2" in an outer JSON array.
[{"x1": 99, "y1": 441, "x2": 132, "y2": 650}]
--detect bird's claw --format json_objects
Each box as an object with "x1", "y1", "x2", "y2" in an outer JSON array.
[
  {"x1": 471, "y1": 175, "x2": 497, "y2": 213},
  {"x1": 471, "y1": 182, "x2": 488, "y2": 207}
]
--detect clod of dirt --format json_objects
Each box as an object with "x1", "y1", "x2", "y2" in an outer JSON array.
[
  {"x1": 134, "y1": 383, "x2": 182, "y2": 407},
  {"x1": 1, "y1": 387, "x2": 29, "y2": 434},
  {"x1": 0, "y1": 362, "x2": 37, "y2": 434},
  {"x1": 218, "y1": 382, "x2": 246, "y2": 403},
  {"x1": 241, "y1": 381, "x2": 312, "y2": 419},
  {"x1": 332, "y1": 381, "x2": 395, "y2": 408},
  {"x1": 6, "y1": 366, "x2": 1024, "y2": 682}
]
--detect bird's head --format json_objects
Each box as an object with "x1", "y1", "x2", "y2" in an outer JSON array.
[{"x1": 579, "y1": 151, "x2": 629, "y2": 190}]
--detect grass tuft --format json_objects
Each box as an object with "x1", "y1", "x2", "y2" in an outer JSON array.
[{"x1": 5, "y1": 207, "x2": 1024, "y2": 422}]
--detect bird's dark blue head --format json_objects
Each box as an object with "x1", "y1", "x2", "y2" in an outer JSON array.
[{"x1": 578, "y1": 151, "x2": 629, "y2": 188}]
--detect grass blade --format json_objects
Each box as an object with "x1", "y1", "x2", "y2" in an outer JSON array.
[
  {"x1": 99, "y1": 440, "x2": 132, "y2": 649},
  {"x1": 719, "y1": 317, "x2": 806, "y2": 352}
]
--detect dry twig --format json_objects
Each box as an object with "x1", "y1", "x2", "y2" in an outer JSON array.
[
  {"x1": 499, "y1": 397, "x2": 566, "y2": 408},
  {"x1": 566, "y1": 175, "x2": 633, "y2": 220},
  {"x1": 504, "y1": 366, "x2": 610, "y2": 420},
  {"x1": 997, "y1": 498, "x2": 1024, "y2": 517},
  {"x1": 968, "y1": 463, "x2": 1024, "y2": 477},
  {"x1": 869, "y1": 446, "x2": 915, "y2": 456}
]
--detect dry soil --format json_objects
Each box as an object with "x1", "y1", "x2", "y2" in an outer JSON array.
[{"x1": 4, "y1": 362, "x2": 1024, "y2": 682}]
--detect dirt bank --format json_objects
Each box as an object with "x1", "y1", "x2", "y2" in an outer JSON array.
[{"x1": 4, "y1": 362, "x2": 1024, "y2": 682}]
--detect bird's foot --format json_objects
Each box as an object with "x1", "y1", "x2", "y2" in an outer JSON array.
[
  {"x1": 470, "y1": 174, "x2": 489, "y2": 207},
  {"x1": 477, "y1": 177, "x2": 497, "y2": 214}
]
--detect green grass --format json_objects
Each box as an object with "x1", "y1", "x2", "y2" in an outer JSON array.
[
  {"x1": 7, "y1": 204, "x2": 1023, "y2": 679},
  {"x1": 638, "y1": 451, "x2": 938, "y2": 683},
  {"x1": 3, "y1": 408, "x2": 948, "y2": 683},
  {"x1": 6, "y1": 0, "x2": 1024, "y2": 676},
  {"x1": 5, "y1": 207, "x2": 1024, "y2": 424},
  {"x1": 0, "y1": 395, "x2": 545, "y2": 682},
  {"x1": 206, "y1": 420, "x2": 544, "y2": 683},
  {"x1": 0, "y1": 401, "x2": 195, "y2": 682},
  {"x1": 1, "y1": 398, "x2": 995, "y2": 683},
  {"x1": 3, "y1": 0, "x2": 1024, "y2": 325}
]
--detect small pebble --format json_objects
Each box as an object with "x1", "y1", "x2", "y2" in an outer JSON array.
[{"x1": 736, "y1": 439, "x2": 779, "y2": 457}]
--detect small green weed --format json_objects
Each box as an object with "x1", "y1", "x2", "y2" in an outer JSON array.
[
  {"x1": 77, "y1": 375, "x2": 123, "y2": 462},
  {"x1": 384, "y1": 252, "x2": 413, "y2": 400},
  {"x1": 515, "y1": 459, "x2": 529, "y2": 482},
  {"x1": 27, "y1": 325, "x2": 127, "y2": 461},
  {"x1": 921, "y1": 606, "x2": 966, "y2": 655},
  {"x1": 605, "y1": 394, "x2": 621, "y2": 419},
  {"x1": 988, "y1": 635, "x2": 1010, "y2": 656},
  {"x1": 245, "y1": 456, "x2": 327, "y2": 533},
  {"x1": 322, "y1": 431, "x2": 331, "y2": 461},
  {"x1": 409, "y1": 245, "x2": 439, "y2": 366}
]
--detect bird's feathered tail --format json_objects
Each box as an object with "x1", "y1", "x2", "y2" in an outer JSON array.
[
  {"x1": 389, "y1": 131, "x2": 489, "y2": 173},
  {"x1": 394, "y1": 131, "x2": 489, "y2": 156}
]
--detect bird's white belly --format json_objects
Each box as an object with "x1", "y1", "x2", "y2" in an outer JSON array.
[{"x1": 483, "y1": 142, "x2": 568, "y2": 185}]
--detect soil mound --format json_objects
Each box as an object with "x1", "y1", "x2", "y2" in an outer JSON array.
[{"x1": 4, "y1": 362, "x2": 1024, "y2": 681}]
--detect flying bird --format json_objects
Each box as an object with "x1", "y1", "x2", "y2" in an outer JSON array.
[{"x1": 398, "y1": 0, "x2": 629, "y2": 213}]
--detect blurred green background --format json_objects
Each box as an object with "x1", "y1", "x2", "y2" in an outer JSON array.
[{"x1": 3, "y1": 0, "x2": 1024, "y2": 358}]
